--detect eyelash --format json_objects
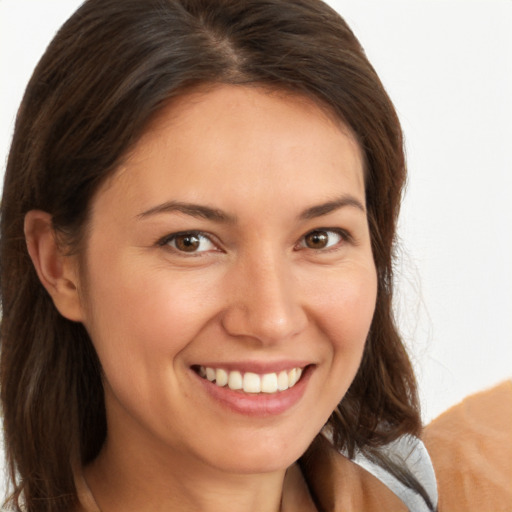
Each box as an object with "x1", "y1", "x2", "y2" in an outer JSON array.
[
  {"x1": 157, "y1": 231, "x2": 218, "y2": 255},
  {"x1": 156, "y1": 228, "x2": 351, "y2": 255},
  {"x1": 295, "y1": 228, "x2": 352, "y2": 252}
]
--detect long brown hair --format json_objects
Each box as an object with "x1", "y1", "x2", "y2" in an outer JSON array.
[{"x1": 1, "y1": 1, "x2": 422, "y2": 510}]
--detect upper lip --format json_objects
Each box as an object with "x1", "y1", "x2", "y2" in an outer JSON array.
[{"x1": 192, "y1": 360, "x2": 312, "y2": 374}]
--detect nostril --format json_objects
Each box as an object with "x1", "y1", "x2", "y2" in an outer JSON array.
[{"x1": 220, "y1": 302, "x2": 307, "y2": 345}]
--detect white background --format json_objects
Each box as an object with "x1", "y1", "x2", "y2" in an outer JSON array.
[{"x1": 1, "y1": 0, "x2": 511, "y2": 492}]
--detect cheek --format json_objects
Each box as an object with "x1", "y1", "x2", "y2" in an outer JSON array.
[
  {"x1": 81, "y1": 254, "x2": 221, "y2": 368},
  {"x1": 311, "y1": 264, "x2": 377, "y2": 349},
  {"x1": 310, "y1": 264, "x2": 378, "y2": 397},
  {"x1": 79, "y1": 259, "x2": 225, "y2": 428}
]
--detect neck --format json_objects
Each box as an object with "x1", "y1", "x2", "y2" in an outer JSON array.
[{"x1": 84, "y1": 436, "x2": 288, "y2": 512}]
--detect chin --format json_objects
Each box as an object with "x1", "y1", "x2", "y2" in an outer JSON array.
[{"x1": 200, "y1": 429, "x2": 315, "y2": 475}]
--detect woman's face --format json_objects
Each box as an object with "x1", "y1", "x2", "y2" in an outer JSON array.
[{"x1": 79, "y1": 85, "x2": 377, "y2": 475}]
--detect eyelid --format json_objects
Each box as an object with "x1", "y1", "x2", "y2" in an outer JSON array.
[
  {"x1": 156, "y1": 230, "x2": 220, "y2": 254},
  {"x1": 295, "y1": 228, "x2": 352, "y2": 251},
  {"x1": 155, "y1": 227, "x2": 352, "y2": 255}
]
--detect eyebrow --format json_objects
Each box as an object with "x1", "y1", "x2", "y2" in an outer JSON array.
[
  {"x1": 137, "y1": 194, "x2": 365, "y2": 223},
  {"x1": 299, "y1": 195, "x2": 366, "y2": 220},
  {"x1": 137, "y1": 201, "x2": 237, "y2": 223}
]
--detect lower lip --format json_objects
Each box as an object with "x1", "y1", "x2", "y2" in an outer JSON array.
[{"x1": 193, "y1": 367, "x2": 312, "y2": 417}]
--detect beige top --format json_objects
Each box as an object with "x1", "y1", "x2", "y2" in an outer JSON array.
[{"x1": 423, "y1": 380, "x2": 512, "y2": 512}]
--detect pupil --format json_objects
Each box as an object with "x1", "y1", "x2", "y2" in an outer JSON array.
[
  {"x1": 307, "y1": 231, "x2": 328, "y2": 249},
  {"x1": 176, "y1": 234, "x2": 200, "y2": 252}
]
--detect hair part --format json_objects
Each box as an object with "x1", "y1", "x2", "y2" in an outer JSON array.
[{"x1": 1, "y1": 1, "x2": 423, "y2": 510}]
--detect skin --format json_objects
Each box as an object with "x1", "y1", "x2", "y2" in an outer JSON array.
[{"x1": 26, "y1": 85, "x2": 377, "y2": 512}]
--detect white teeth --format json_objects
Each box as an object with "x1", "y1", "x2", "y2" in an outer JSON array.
[
  {"x1": 288, "y1": 367, "x2": 303, "y2": 387},
  {"x1": 277, "y1": 371, "x2": 289, "y2": 391},
  {"x1": 216, "y1": 368, "x2": 228, "y2": 387},
  {"x1": 243, "y1": 372, "x2": 261, "y2": 393},
  {"x1": 261, "y1": 373, "x2": 278, "y2": 393},
  {"x1": 228, "y1": 370, "x2": 243, "y2": 390},
  {"x1": 198, "y1": 366, "x2": 305, "y2": 394},
  {"x1": 288, "y1": 368, "x2": 297, "y2": 387}
]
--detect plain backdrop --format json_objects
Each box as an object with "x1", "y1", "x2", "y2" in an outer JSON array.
[{"x1": 1, "y1": 0, "x2": 511, "y2": 495}]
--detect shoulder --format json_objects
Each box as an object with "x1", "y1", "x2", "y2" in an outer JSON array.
[
  {"x1": 351, "y1": 435, "x2": 438, "y2": 512},
  {"x1": 423, "y1": 380, "x2": 512, "y2": 512},
  {"x1": 303, "y1": 435, "x2": 435, "y2": 512}
]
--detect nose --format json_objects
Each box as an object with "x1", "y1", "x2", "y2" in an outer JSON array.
[{"x1": 220, "y1": 253, "x2": 308, "y2": 345}]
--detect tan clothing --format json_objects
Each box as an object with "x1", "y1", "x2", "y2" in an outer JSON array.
[
  {"x1": 301, "y1": 436, "x2": 409, "y2": 511},
  {"x1": 305, "y1": 380, "x2": 512, "y2": 511},
  {"x1": 423, "y1": 380, "x2": 512, "y2": 512}
]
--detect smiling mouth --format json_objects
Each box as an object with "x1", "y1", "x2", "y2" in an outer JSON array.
[{"x1": 193, "y1": 365, "x2": 305, "y2": 394}]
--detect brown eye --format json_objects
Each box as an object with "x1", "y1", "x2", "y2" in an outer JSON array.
[
  {"x1": 300, "y1": 229, "x2": 345, "y2": 251},
  {"x1": 174, "y1": 234, "x2": 200, "y2": 252},
  {"x1": 304, "y1": 231, "x2": 329, "y2": 249},
  {"x1": 163, "y1": 232, "x2": 216, "y2": 253}
]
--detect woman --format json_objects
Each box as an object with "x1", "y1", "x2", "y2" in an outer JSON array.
[{"x1": 0, "y1": 0, "x2": 437, "y2": 511}]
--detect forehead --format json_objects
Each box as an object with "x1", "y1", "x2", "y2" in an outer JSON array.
[{"x1": 95, "y1": 84, "x2": 365, "y2": 218}]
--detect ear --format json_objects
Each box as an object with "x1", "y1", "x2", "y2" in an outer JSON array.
[{"x1": 24, "y1": 210, "x2": 84, "y2": 322}]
